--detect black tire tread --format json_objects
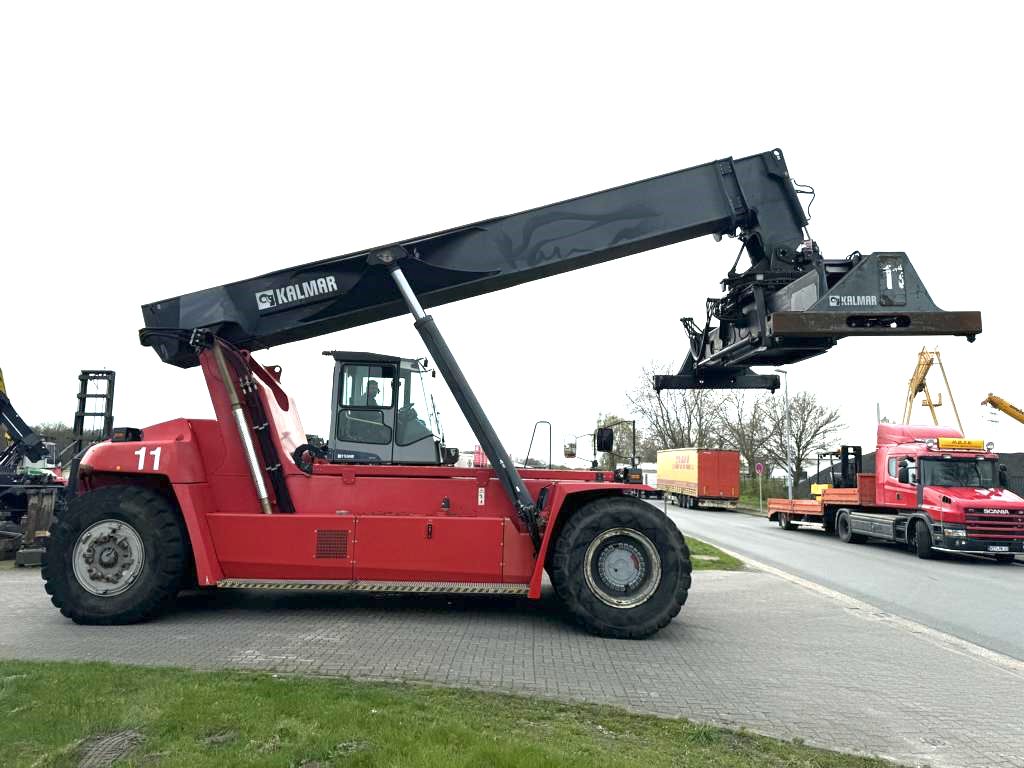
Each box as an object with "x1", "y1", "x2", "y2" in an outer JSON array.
[
  {"x1": 913, "y1": 518, "x2": 933, "y2": 559},
  {"x1": 837, "y1": 510, "x2": 866, "y2": 544},
  {"x1": 548, "y1": 496, "x2": 691, "y2": 639},
  {"x1": 42, "y1": 485, "x2": 187, "y2": 625}
]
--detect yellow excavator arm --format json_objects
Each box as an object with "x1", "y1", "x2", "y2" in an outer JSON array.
[{"x1": 982, "y1": 393, "x2": 1024, "y2": 426}]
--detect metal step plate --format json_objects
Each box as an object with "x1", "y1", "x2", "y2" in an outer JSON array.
[{"x1": 217, "y1": 578, "x2": 530, "y2": 596}]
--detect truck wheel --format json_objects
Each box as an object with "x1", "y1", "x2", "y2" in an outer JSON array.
[
  {"x1": 778, "y1": 513, "x2": 797, "y2": 531},
  {"x1": 548, "y1": 496, "x2": 691, "y2": 639},
  {"x1": 912, "y1": 518, "x2": 933, "y2": 559},
  {"x1": 836, "y1": 511, "x2": 865, "y2": 544},
  {"x1": 42, "y1": 486, "x2": 188, "y2": 625}
]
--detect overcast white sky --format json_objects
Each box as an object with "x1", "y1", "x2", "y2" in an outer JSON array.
[{"x1": 2, "y1": 2, "x2": 1021, "y2": 467}]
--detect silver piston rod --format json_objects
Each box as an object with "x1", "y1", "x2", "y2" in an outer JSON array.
[
  {"x1": 385, "y1": 257, "x2": 540, "y2": 546},
  {"x1": 211, "y1": 342, "x2": 273, "y2": 514}
]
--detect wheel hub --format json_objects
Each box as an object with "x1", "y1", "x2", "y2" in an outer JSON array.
[
  {"x1": 73, "y1": 520, "x2": 146, "y2": 597},
  {"x1": 584, "y1": 527, "x2": 662, "y2": 608},
  {"x1": 598, "y1": 542, "x2": 645, "y2": 590}
]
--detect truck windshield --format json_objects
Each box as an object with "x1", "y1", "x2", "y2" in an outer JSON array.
[{"x1": 919, "y1": 458, "x2": 996, "y2": 488}]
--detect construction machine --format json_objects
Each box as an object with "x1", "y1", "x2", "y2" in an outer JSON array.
[
  {"x1": 981, "y1": 394, "x2": 1024, "y2": 426},
  {"x1": 1, "y1": 368, "x2": 57, "y2": 558},
  {"x1": 42, "y1": 149, "x2": 981, "y2": 638},
  {"x1": 903, "y1": 347, "x2": 963, "y2": 432},
  {"x1": 2, "y1": 368, "x2": 116, "y2": 564}
]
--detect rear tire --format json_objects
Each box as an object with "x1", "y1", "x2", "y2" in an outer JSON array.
[
  {"x1": 549, "y1": 496, "x2": 691, "y2": 639},
  {"x1": 778, "y1": 513, "x2": 797, "y2": 531},
  {"x1": 836, "y1": 510, "x2": 866, "y2": 544},
  {"x1": 42, "y1": 485, "x2": 188, "y2": 625},
  {"x1": 912, "y1": 518, "x2": 934, "y2": 559}
]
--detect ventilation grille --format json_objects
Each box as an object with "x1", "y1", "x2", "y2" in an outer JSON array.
[{"x1": 315, "y1": 530, "x2": 349, "y2": 559}]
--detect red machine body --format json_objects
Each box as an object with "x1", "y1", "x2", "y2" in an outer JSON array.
[{"x1": 78, "y1": 350, "x2": 642, "y2": 598}]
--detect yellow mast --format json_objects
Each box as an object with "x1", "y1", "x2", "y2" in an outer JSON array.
[{"x1": 903, "y1": 347, "x2": 963, "y2": 432}]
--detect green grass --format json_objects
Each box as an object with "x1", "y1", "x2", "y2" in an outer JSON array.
[
  {"x1": 0, "y1": 660, "x2": 893, "y2": 768},
  {"x1": 686, "y1": 536, "x2": 744, "y2": 571},
  {"x1": 0, "y1": 558, "x2": 16, "y2": 571}
]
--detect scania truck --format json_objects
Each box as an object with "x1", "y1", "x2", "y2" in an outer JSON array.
[{"x1": 769, "y1": 425, "x2": 1024, "y2": 561}]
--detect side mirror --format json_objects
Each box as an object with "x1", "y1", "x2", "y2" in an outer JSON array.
[
  {"x1": 595, "y1": 427, "x2": 614, "y2": 453},
  {"x1": 999, "y1": 464, "x2": 1009, "y2": 488},
  {"x1": 563, "y1": 442, "x2": 577, "y2": 459}
]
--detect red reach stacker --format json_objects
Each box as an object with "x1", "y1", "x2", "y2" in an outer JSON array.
[{"x1": 41, "y1": 150, "x2": 981, "y2": 637}]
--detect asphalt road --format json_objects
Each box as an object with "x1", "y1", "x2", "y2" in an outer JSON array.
[{"x1": 655, "y1": 501, "x2": 1024, "y2": 661}]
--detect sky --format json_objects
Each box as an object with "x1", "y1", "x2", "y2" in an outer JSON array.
[{"x1": 2, "y1": 2, "x2": 1022, "y2": 469}]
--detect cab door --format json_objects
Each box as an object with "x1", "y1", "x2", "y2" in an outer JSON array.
[
  {"x1": 883, "y1": 454, "x2": 917, "y2": 509},
  {"x1": 329, "y1": 361, "x2": 397, "y2": 463}
]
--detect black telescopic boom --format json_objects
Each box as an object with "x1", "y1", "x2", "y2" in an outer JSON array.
[
  {"x1": 140, "y1": 148, "x2": 981, "y2": 390},
  {"x1": 141, "y1": 150, "x2": 807, "y2": 370}
]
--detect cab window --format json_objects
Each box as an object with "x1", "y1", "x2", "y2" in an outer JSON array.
[
  {"x1": 340, "y1": 364, "x2": 394, "y2": 408},
  {"x1": 889, "y1": 456, "x2": 917, "y2": 484}
]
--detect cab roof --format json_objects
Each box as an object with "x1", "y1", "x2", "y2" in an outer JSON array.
[
  {"x1": 877, "y1": 424, "x2": 964, "y2": 446},
  {"x1": 322, "y1": 351, "x2": 408, "y2": 364}
]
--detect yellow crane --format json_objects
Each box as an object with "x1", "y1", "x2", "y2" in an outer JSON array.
[
  {"x1": 903, "y1": 347, "x2": 963, "y2": 432},
  {"x1": 981, "y1": 393, "x2": 1024, "y2": 426}
]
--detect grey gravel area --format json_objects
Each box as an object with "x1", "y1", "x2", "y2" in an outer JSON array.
[{"x1": 1, "y1": 566, "x2": 1022, "y2": 768}]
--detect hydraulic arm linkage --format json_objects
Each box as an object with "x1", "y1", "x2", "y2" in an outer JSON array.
[
  {"x1": 140, "y1": 148, "x2": 981, "y2": 533},
  {"x1": 982, "y1": 394, "x2": 1024, "y2": 426},
  {"x1": 1, "y1": 369, "x2": 47, "y2": 471}
]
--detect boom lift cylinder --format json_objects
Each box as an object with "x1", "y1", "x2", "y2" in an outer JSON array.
[{"x1": 382, "y1": 253, "x2": 540, "y2": 543}]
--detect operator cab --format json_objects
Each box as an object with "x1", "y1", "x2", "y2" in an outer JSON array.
[{"x1": 324, "y1": 351, "x2": 456, "y2": 465}]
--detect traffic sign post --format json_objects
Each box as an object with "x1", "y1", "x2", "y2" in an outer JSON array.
[{"x1": 755, "y1": 462, "x2": 765, "y2": 516}]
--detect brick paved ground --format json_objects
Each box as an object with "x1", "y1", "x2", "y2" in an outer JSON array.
[{"x1": 1, "y1": 566, "x2": 1021, "y2": 768}]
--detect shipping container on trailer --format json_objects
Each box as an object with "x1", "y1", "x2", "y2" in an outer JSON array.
[{"x1": 656, "y1": 448, "x2": 740, "y2": 509}]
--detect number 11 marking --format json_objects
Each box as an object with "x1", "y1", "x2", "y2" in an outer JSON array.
[{"x1": 133, "y1": 446, "x2": 162, "y2": 471}]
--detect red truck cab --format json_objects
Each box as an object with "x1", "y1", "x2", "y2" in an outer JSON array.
[{"x1": 874, "y1": 424, "x2": 1024, "y2": 556}]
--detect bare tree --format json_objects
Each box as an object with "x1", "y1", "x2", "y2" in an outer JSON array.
[
  {"x1": 762, "y1": 391, "x2": 844, "y2": 485},
  {"x1": 627, "y1": 363, "x2": 726, "y2": 451},
  {"x1": 719, "y1": 392, "x2": 772, "y2": 478}
]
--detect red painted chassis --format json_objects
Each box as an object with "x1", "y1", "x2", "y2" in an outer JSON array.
[{"x1": 77, "y1": 349, "x2": 644, "y2": 598}]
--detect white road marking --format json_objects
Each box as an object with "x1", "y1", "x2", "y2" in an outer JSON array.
[{"x1": 696, "y1": 537, "x2": 1024, "y2": 677}]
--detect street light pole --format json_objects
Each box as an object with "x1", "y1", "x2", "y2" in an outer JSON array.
[{"x1": 776, "y1": 368, "x2": 794, "y2": 501}]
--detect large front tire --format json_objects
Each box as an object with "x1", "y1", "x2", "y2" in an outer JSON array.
[
  {"x1": 42, "y1": 486, "x2": 188, "y2": 625},
  {"x1": 548, "y1": 496, "x2": 691, "y2": 639},
  {"x1": 912, "y1": 518, "x2": 934, "y2": 559}
]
